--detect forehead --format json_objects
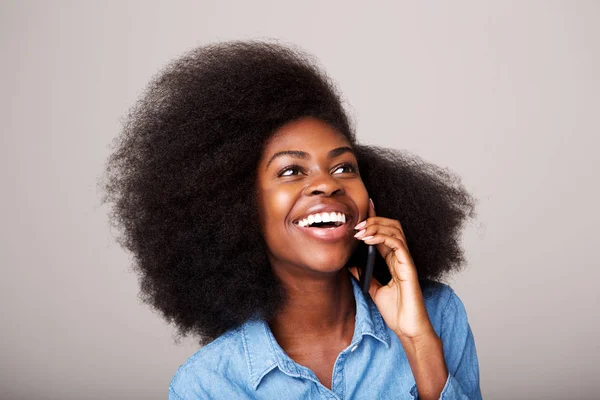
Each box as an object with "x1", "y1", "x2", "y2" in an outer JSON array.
[{"x1": 264, "y1": 117, "x2": 350, "y2": 154}]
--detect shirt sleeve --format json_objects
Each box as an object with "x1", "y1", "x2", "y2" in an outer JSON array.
[{"x1": 410, "y1": 287, "x2": 482, "y2": 399}]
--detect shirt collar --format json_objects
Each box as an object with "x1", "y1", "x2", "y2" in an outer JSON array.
[{"x1": 242, "y1": 274, "x2": 391, "y2": 390}]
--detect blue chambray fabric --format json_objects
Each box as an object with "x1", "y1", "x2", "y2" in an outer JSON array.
[{"x1": 169, "y1": 275, "x2": 482, "y2": 399}]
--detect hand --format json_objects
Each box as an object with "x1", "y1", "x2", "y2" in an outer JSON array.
[{"x1": 349, "y1": 199, "x2": 436, "y2": 341}]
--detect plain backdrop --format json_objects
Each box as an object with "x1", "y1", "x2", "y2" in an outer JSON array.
[{"x1": 1, "y1": 1, "x2": 599, "y2": 399}]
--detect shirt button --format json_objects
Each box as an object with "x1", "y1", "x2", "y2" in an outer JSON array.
[{"x1": 350, "y1": 345, "x2": 358, "y2": 352}]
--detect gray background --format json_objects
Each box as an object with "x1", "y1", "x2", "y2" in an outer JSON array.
[{"x1": 1, "y1": 1, "x2": 599, "y2": 399}]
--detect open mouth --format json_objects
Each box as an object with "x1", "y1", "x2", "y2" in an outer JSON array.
[
  {"x1": 293, "y1": 211, "x2": 353, "y2": 242},
  {"x1": 294, "y1": 212, "x2": 348, "y2": 229}
]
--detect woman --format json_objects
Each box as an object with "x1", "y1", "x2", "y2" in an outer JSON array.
[{"x1": 103, "y1": 40, "x2": 481, "y2": 399}]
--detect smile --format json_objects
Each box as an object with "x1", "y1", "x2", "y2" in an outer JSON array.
[
  {"x1": 293, "y1": 212, "x2": 352, "y2": 242},
  {"x1": 294, "y1": 212, "x2": 347, "y2": 228}
]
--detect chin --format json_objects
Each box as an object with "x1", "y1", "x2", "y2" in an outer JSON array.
[{"x1": 303, "y1": 251, "x2": 351, "y2": 274}]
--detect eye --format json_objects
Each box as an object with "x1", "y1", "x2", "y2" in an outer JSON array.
[
  {"x1": 278, "y1": 165, "x2": 304, "y2": 177},
  {"x1": 332, "y1": 162, "x2": 357, "y2": 175}
]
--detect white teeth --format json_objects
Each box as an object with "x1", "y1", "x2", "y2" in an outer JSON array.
[{"x1": 296, "y1": 211, "x2": 349, "y2": 227}]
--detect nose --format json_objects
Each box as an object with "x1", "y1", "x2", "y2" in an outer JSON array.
[{"x1": 304, "y1": 171, "x2": 344, "y2": 197}]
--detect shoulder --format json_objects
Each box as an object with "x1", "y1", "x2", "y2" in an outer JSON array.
[
  {"x1": 419, "y1": 280, "x2": 470, "y2": 336},
  {"x1": 169, "y1": 327, "x2": 251, "y2": 398},
  {"x1": 420, "y1": 279, "x2": 457, "y2": 315}
]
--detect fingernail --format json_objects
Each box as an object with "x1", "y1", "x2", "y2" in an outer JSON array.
[
  {"x1": 354, "y1": 221, "x2": 366, "y2": 230},
  {"x1": 361, "y1": 235, "x2": 374, "y2": 241},
  {"x1": 369, "y1": 198, "x2": 375, "y2": 210},
  {"x1": 354, "y1": 229, "x2": 366, "y2": 238}
]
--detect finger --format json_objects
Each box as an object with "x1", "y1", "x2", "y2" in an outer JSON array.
[
  {"x1": 355, "y1": 215, "x2": 404, "y2": 229},
  {"x1": 359, "y1": 234, "x2": 417, "y2": 280},
  {"x1": 354, "y1": 219, "x2": 407, "y2": 248},
  {"x1": 354, "y1": 224, "x2": 405, "y2": 242},
  {"x1": 362, "y1": 200, "x2": 410, "y2": 260},
  {"x1": 368, "y1": 198, "x2": 391, "y2": 261},
  {"x1": 362, "y1": 234, "x2": 412, "y2": 269},
  {"x1": 354, "y1": 200, "x2": 406, "y2": 239}
]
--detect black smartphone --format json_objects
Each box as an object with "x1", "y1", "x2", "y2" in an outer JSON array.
[{"x1": 360, "y1": 245, "x2": 376, "y2": 296}]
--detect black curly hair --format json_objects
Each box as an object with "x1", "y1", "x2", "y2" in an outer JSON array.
[{"x1": 101, "y1": 40, "x2": 476, "y2": 345}]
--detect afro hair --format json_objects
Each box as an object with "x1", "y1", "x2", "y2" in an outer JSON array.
[{"x1": 101, "y1": 40, "x2": 476, "y2": 345}]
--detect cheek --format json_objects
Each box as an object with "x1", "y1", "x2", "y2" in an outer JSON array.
[
  {"x1": 258, "y1": 186, "x2": 297, "y2": 255},
  {"x1": 262, "y1": 187, "x2": 296, "y2": 225}
]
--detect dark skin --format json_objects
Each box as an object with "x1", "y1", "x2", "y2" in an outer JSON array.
[
  {"x1": 257, "y1": 117, "x2": 368, "y2": 387},
  {"x1": 257, "y1": 117, "x2": 448, "y2": 398}
]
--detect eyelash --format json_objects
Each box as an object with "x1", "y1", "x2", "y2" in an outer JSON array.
[{"x1": 277, "y1": 162, "x2": 358, "y2": 177}]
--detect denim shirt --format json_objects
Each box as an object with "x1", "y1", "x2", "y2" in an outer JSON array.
[{"x1": 169, "y1": 276, "x2": 481, "y2": 399}]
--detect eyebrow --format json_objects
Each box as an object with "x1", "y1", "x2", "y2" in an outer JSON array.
[{"x1": 265, "y1": 146, "x2": 354, "y2": 169}]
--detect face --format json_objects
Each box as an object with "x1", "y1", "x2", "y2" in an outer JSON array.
[{"x1": 256, "y1": 117, "x2": 370, "y2": 277}]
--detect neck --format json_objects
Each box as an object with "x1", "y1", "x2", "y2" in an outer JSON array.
[{"x1": 268, "y1": 266, "x2": 356, "y2": 348}]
